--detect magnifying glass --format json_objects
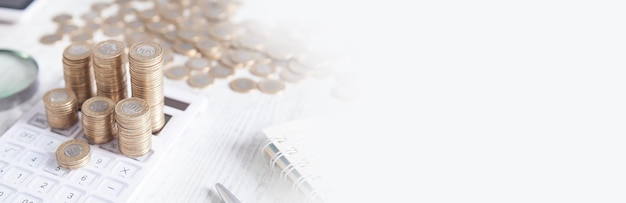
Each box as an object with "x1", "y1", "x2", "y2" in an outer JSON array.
[{"x1": 0, "y1": 49, "x2": 39, "y2": 111}]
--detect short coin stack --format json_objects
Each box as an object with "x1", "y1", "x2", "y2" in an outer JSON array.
[
  {"x1": 115, "y1": 98, "x2": 152, "y2": 157},
  {"x1": 128, "y1": 41, "x2": 165, "y2": 133},
  {"x1": 81, "y1": 96, "x2": 116, "y2": 144},
  {"x1": 56, "y1": 139, "x2": 91, "y2": 169},
  {"x1": 43, "y1": 88, "x2": 79, "y2": 129},
  {"x1": 62, "y1": 42, "x2": 93, "y2": 106},
  {"x1": 93, "y1": 40, "x2": 128, "y2": 103}
]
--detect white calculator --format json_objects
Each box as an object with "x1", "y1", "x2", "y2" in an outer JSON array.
[{"x1": 0, "y1": 86, "x2": 206, "y2": 203}]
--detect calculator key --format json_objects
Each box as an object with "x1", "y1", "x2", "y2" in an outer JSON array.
[
  {"x1": 14, "y1": 129, "x2": 39, "y2": 144},
  {"x1": 27, "y1": 113, "x2": 48, "y2": 129},
  {"x1": 97, "y1": 178, "x2": 127, "y2": 197},
  {"x1": 54, "y1": 186, "x2": 84, "y2": 203},
  {"x1": 12, "y1": 193, "x2": 42, "y2": 203},
  {"x1": 0, "y1": 161, "x2": 7, "y2": 175},
  {"x1": 0, "y1": 184, "x2": 15, "y2": 201},
  {"x1": 130, "y1": 150, "x2": 153, "y2": 162},
  {"x1": 112, "y1": 162, "x2": 140, "y2": 180},
  {"x1": 43, "y1": 159, "x2": 70, "y2": 177},
  {"x1": 3, "y1": 167, "x2": 32, "y2": 185},
  {"x1": 71, "y1": 169, "x2": 99, "y2": 186},
  {"x1": 35, "y1": 137, "x2": 63, "y2": 152},
  {"x1": 19, "y1": 151, "x2": 47, "y2": 168},
  {"x1": 85, "y1": 196, "x2": 113, "y2": 203},
  {"x1": 50, "y1": 123, "x2": 80, "y2": 137},
  {"x1": 0, "y1": 143, "x2": 23, "y2": 159},
  {"x1": 27, "y1": 176, "x2": 58, "y2": 194},
  {"x1": 89, "y1": 153, "x2": 113, "y2": 169}
]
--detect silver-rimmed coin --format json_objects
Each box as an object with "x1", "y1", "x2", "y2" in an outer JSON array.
[
  {"x1": 164, "y1": 66, "x2": 190, "y2": 80},
  {"x1": 187, "y1": 73, "x2": 214, "y2": 88},
  {"x1": 257, "y1": 79, "x2": 285, "y2": 94},
  {"x1": 229, "y1": 78, "x2": 256, "y2": 93}
]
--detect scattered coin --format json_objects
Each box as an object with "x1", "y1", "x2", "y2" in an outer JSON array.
[
  {"x1": 187, "y1": 73, "x2": 214, "y2": 88},
  {"x1": 249, "y1": 61, "x2": 276, "y2": 77},
  {"x1": 279, "y1": 69, "x2": 306, "y2": 83},
  {"x1": 209, "y1": 63, "x2": 235, "y2": 79},
  {"x1": 229, "y1": 78, "x2": 256, "y2": 93},
  {"x1": 257, "y1": 79, "x2": 285, "y2": 94},
  {"x1": 185, "y1": 58, "x2": 211, "y2": 71},
  {"x1": 52, "y1": 13, "x2": 73, "y2": 24},
  {"x1": 39, "y1": 34, "x2": 62, "y2": 45},
  {"x1": 164, "y1": 66, "x2": 190, "y2": 80}
]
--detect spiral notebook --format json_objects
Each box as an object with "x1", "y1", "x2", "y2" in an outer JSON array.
[{"x1": 261, "y1": 115, "x2": 352, "y2": 203}]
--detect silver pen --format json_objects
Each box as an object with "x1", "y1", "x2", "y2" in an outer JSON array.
[{"x1": 216, "y1": 183, "x2": 241, "y2": 203}]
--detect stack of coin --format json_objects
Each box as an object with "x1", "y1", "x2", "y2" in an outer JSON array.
[
  {"x1": 115, "y1": 98, "x2": 152, "y2": 157},
  {"x1": 62, "y1": 42, "x2": 94, "y2": 107},
  {"x1": 81, "y1": 96, "x2": 116, "y2": 144},
  {"x1": 93, "y1": 40, "x2": 128, "y2": 103},
  {"x1": 128, "y1": 41, "x2": 165, "y2": 133},
  {"x1": 56, "y1": 139, "x2": 91, "y2": 169},
  {"x1": 43, "y1": 88, "x2": 79, "y2": 129}
]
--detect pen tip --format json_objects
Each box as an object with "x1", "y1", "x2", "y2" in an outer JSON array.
[{"x1": 216, "y1": 183, "x2": 241, "y2": 203}]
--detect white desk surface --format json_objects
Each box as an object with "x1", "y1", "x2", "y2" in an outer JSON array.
[{"x1": 0, "y1": 0, "x2": 372, "y2": 202}]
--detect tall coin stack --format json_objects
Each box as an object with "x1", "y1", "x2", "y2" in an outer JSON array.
[
  {"x1": 115, "y1": 98, "x2": 152, "y2": 157},
  {"x1": 81, "y1": 96, "x2": 116, "y2": 144},
  {"x1": 62, "y1": 42, "x2": 93, "y2": 106},
  {"x1": 128, "y1": 41, "x2": 165, "y2": 133},
  {"x1": 43, "y1": 88, "x2": 79, "y2": 129},
  {"x1": 93, "y1": 40, "x2": 128, "y2": 103}
]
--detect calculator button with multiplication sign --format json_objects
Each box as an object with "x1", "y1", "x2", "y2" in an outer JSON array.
[{"x1": 0, "y1": 88, "x2": 203, "y2": 202}]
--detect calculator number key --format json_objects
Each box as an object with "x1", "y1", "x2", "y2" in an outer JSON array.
[
  {"x1": 89, "y1": 153, "x2": 112, "y2": 169},
  {"x1": 13, "y1": 193, "x2": 42, "y2": 203},
  {"x1": 3, "y1": 167, "x2": 31, "y2": 185},
  {"x1": 35, "y1": 137, "x2": 62, "y2": 152},
  {"x1": 0, "y1": 184, "x2": 15, "y2": 201},
  {"x1": 19, "y1": 151, "x2": 47, "y2": 168},
  {"x1": 43, "y1": 160, "x2": 70, "y2": 177},
  {"x1": 54, "y1": 186, "x2": 84, "y2": 203},
  {"x1": 27, "y1": 176, "x2": 57, "y2": 194},
  {"x1": 71, "y1": 169, "x2": 99, "y2": 186}
]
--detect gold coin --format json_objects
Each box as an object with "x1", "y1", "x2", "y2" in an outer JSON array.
[
  {"x1": 249, "y1": 61, "x2": 276, "y2": 77},
  {"x1": 43, "y1": 88, "x2": 79, "y2": 129},
  {"x1": 209, "y1": 63, "x2": 235, "y2": 79},
  {"x1": 58, "y1": 24, "x2": 79, "y2": 35},
  {"x1": 102, "y1": 24, "x2": 124, "y2": 37},
  {"x1": 80, "y1": 12, "x2": 102, "y2": 23},
  {"x1": 279, "y1": 69, "x2": 306, "y2": 83},
  {"x1": 40, "y1": 34, "x2": 62, "y2": 45},
  {"x1": 70, "y1": 32, "x2": 93, "y2": 43},
  {"x1": 257, "y1": 79, "x2": 286, "y2": 94},
  {"x1": 56, "y1": 139, "x2": 91, "y2": 169},
  {"x1": 185, "y1": 58, "x2": 211, "y2": 71},
  {"x1": 138, "y1": 9, "x2": 160, "y2": 22},
  {"x1": 173, "y1": 41, "x2": 199, "y2": 57},
  {"x1": 81, "y1": 96, "x2": 116, "y2": 144},
  {"x1": 187, "y1": 73, "x2": 214, "y2": 88},
  {"x1": 229, "y1": 78, "x2": 256, "y2": 93},
  {"x1": 164, "y1": 66, "x2": 190, "y2": 80},
  {"x1": 52, "y1": 13, "x2": 73, "y2": 24},
  {"x1": 91, "y1": 2, "x2": 110, "y2": 13}
]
